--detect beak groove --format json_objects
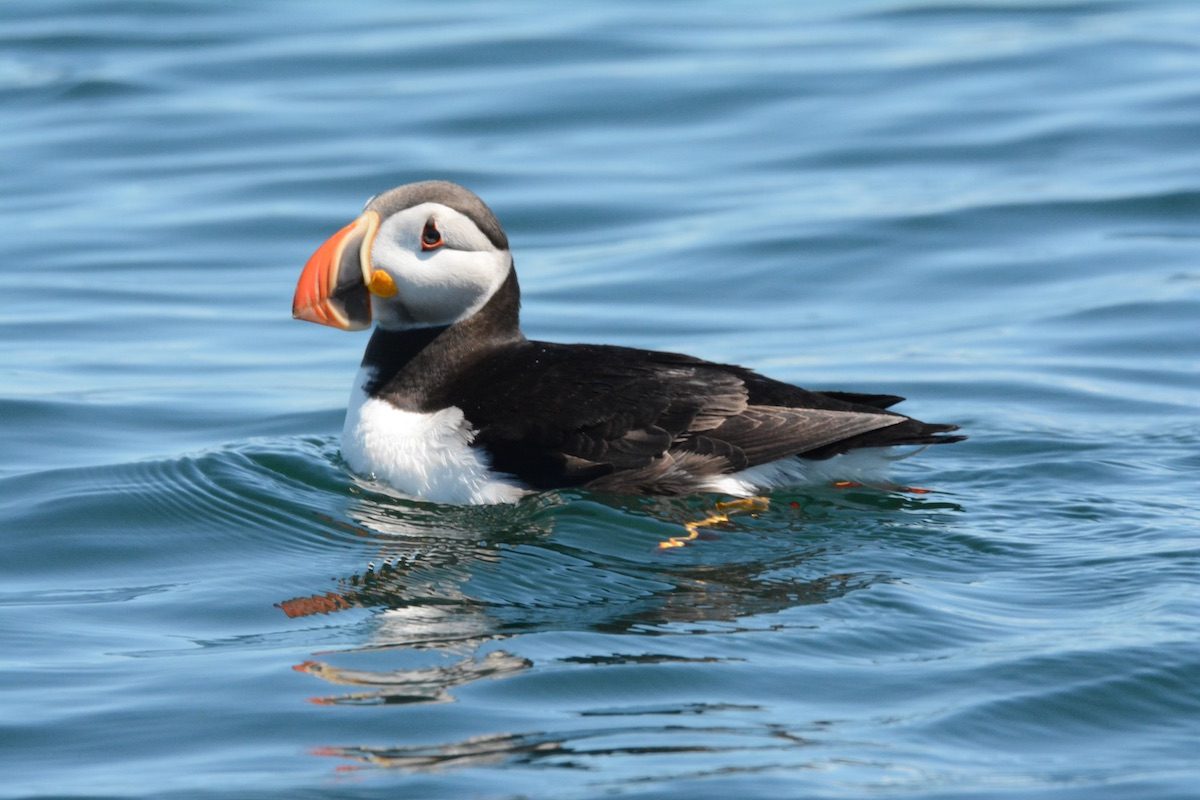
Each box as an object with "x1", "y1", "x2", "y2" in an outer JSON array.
[{"x1": 292, "y1": 211, "x2": 380, "y2": 330}]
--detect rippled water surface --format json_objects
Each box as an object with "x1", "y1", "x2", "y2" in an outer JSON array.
[{"x1": 3, "y1": 2, "x2": 1199, "y2": 798}]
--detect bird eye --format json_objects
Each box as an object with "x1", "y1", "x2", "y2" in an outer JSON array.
[{"x1": 421, "y1": 219, "x2": 443, "y2": 250}]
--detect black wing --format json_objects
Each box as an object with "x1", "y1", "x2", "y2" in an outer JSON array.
[{"x1": 446, "y1": 341, "x2": 955, "y2": 491}]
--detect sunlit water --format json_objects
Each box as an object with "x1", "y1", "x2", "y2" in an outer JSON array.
[{"x1": 2, "y1": 2, "x2": 1198, "y2": 798}]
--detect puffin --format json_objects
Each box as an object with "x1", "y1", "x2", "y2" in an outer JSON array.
[{"x1": 292, "y1": 181, "x2": 964, "y2": 505}]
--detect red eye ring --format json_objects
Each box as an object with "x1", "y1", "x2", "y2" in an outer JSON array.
[{"x1": 421, "y1": 219, "x2": 443, "y2": 251}]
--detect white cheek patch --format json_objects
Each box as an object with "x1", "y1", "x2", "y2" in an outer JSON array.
[{"x1": 370, "y1": 204, "x2": 511, "y2": 328}]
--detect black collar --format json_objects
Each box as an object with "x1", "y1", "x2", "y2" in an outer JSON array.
[{"x1": 361, "y1": 268, "x2": 525, "y2": 410}]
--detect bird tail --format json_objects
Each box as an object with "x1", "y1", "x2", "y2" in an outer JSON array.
[{"x1": 803, "y1": 420, "x2": 965, "y2": 460}]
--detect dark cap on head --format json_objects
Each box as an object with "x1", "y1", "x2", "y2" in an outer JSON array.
[{"x1": 365, "y1": 181, "x2": 509, "y2": 251}]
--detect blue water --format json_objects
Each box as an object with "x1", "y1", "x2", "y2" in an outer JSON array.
[{"x1": 2, "y1": 2, "x2": 1198, "y2": 798}]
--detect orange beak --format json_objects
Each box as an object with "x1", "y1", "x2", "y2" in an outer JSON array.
[{"x1": 291, "y1": 211, "x2": 380, "y2": 330}]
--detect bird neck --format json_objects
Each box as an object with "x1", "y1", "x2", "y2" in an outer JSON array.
[{"x1": 360, "y1": 268, "x2": 523, "y2": 410}]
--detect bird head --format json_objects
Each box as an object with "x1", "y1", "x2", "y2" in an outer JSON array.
[{"x1": 292, "y1": 181, "x2": 513, "y2": 331}]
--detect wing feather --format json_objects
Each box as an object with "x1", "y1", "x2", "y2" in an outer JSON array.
[
  {"x1": 681, "y1": 406, "x2": 902, "y2": 466},
  {"x1": 455, "y1": 342, "x2": 917, "y2": 490}
]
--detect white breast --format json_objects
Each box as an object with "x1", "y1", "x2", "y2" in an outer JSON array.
[{"x1": 340, "y1": 368, "x2": 528, "y2": 505}]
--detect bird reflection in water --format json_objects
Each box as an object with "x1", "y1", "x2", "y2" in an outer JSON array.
[
  {"x1": 294, "y1": 650, "x2": 532, "y2": 706},
  {"x1": 280, "y1": 485, "x2": 931, "y2": 771},
  {"x1": 313, "y1": 723, "x2": 813, "y2": 773}
]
